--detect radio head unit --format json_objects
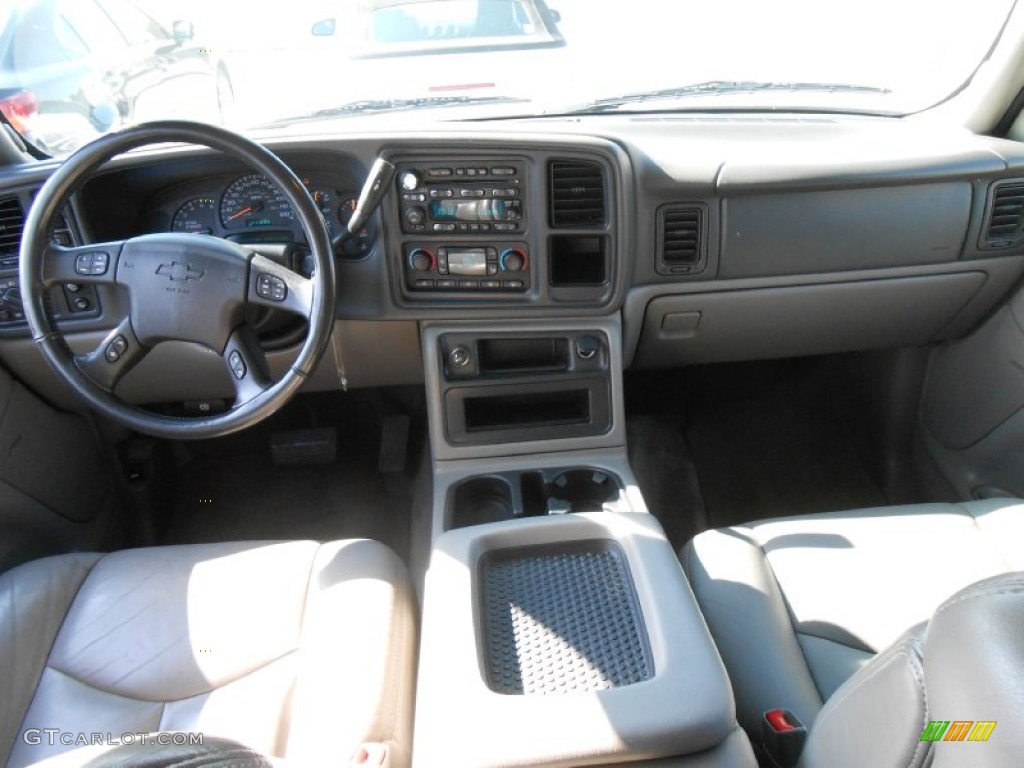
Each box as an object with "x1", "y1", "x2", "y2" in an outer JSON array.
[{"x1": 396, "y1": 161, "x2": 525, "y2": 236}]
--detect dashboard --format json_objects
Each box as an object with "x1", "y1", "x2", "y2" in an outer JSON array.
[{"x1": 2, "y1": 116, "x2": 1024, "y2": 407}]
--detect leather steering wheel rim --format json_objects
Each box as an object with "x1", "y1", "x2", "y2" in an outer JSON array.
[{"x1": 19, "y1": 120, "x2": 336, "y2": 440}]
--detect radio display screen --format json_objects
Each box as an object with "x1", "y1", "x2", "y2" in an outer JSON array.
[
  {"x1": 447, "y1": 249, "x2": 488, "y2": 276},
  {"x1": 429, "y1": 199, "x2": 509, "y2": 222}
]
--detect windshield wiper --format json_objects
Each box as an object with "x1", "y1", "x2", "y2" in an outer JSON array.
[
  {"x1": 569, "y1": 80, "x2": 892, "y2": 113},
  {"x1": 261, "y1": 94, "x2": 530, "y2": 127}
]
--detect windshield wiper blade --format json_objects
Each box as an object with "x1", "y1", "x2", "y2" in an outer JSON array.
[
  {"x1": 572, "y1": 80, "x2": 892, "y2": 113},
  {"x1": 261, "y1": 94, "x2": 529, "y2": 127}
]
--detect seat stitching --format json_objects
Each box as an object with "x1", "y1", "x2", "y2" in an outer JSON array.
[
  {"x1": 46, "y1": 648, "x2": 299, "y2": 702},
  {"x1": 931, "y1": 582, "x2": 1024, "y2": 621}
]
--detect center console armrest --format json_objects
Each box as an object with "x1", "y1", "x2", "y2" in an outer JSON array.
[{"x1": 413, "y1": 512, "x2": 739, "y2": 767}]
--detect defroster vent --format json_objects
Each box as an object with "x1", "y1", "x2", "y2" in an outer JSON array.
[
  {"x1": 657, "y1": 205, "x2": 705, "y2": 275},
  {"x1": 549, "y1": 160, "x2": 605, "y2": 228},
  {"x1": 985, "y1": 181, "x2": 1024, "y2": 247}
]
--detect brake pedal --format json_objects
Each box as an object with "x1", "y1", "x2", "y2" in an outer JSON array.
[{"x1": 270, "y1": 427, "x2": 337, "y2": 466}]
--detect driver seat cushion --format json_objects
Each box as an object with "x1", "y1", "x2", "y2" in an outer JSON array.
[
  {"x1": 0, "y1": 539, "x2": 416, "y2": 768},
  {"x1": 680, "y1": 499, "x2": 1024, "y2": 738}
]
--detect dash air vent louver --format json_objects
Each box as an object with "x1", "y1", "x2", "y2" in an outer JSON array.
[
  {"x1": 985, "y1": 181, "x2": 1024, "y2": 246},
  {"x1": 549, "y1": 160, "x2": 605, "y2": 228},
  {"x1": 657, "y1": 205, "x2": 705, "y2": 275},
  {"x1": 0, "y1": 197, "x2": 25, "y2": 253}
]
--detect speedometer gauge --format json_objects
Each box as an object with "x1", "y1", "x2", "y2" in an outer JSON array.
[
  {"x1": 171, "y1": 198, "x2": 217, "y2": 233},
  {"x1": 220, "y1": 174, "x2": 295, "y2": 230}
]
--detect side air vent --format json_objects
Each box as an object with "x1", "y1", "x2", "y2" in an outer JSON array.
[
  {"x1": 0, "y1": 196, "x2": 25, "y2": 253},
  {"x1": 549, "y1": 160, "x2": 605, "y2": 228},
  {"x1": 984, "y1": 181, "x2": 1024, "y2": 248},
  {"x1": 657, "y1": 205, "x2": 705, "y2": 275}
]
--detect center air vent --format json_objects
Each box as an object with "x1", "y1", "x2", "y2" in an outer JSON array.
[
  {"x1": 657, "y1": 205, "x2": 705, "y2": 275},
  {"x1": 549, "y1": 160, "x2": 605, "y2": 228},
  {"x1": 984, "y1": 181, "x2": 1024, "y2": 247},
  {"x1": 0, "y1": 197, "x2": 25, "y2": 254}
]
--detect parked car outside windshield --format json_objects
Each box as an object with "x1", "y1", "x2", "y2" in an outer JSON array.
[
  {"x1": 0, "y1": 0, "x2": 1018, "y2": 156},
  {"x1": 0, "y1": 0, "x2": 231, "y2": 156}
]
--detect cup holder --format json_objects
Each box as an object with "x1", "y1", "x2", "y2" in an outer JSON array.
[
  {"x1": 447, "y1": 468, "x2": 625, "y2": 530},
  {"x1": 546, "y1": 469, "x2": 619, "y2": 513},
  {"x1": 450, "y1": 476, "x2": 514, "y2": 529}
]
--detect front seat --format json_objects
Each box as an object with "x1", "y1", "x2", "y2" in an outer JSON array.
[
  {"x1": 0, "y1": 539, "x2": 417, "y2": 768},
  {"x1": 681, "y1": 499, "x2": 1024, "y2": 761}
]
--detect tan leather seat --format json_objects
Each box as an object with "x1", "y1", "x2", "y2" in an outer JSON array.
[
  {"x1": 683, "y1": 500, "x2": 1024, "y2": 766},
  {"x1": 0, "y1": 539, "x2": 417, "y2": 768}
]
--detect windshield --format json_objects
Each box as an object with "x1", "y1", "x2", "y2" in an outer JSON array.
[{"x1": 0, "y1": 0, "x2": 1017, "y2": 156}]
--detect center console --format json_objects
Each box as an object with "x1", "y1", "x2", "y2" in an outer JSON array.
[{"x1": 412, "y1": 316, "x2": 754, "y2": 766}]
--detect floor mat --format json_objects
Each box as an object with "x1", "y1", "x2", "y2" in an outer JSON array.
[
  {"x1": 625, "y1": 361, "x2": 889, "y2": 536},
  {"x1": 161, "y1": 391, "x2": 417, "y2": 561},
  {"x1": 685, "y1": 377, "x2": 887, "y2": 529}
]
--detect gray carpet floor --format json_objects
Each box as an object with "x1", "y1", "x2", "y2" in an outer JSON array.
[{"x1": 161, "y1": 391, "x2": 417, "y2": 561}]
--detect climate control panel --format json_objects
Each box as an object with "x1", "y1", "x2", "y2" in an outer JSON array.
[{"x1": 404, "y1": 243, "x2": 530, "y2": 292}]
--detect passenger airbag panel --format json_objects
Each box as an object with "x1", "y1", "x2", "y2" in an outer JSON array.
[{"x1": 722, "y1": 183, "x2": 971, "y2": 277}]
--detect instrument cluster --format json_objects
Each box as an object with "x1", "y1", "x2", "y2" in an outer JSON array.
[{"x1": 158, "y1": 171, "x2": 373, "y2": 259}]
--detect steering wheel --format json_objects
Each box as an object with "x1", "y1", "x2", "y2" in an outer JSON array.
[{"x1": 19, "y1": 121, "x2": 336, "y2": 440}]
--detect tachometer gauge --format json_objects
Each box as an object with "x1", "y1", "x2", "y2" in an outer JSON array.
[
  {"x1": 220, "y1": 174, "x2": 295, "y2": 230},
  {"x1": 171, "y1": 198, "x2": 217, "y2": 234}
]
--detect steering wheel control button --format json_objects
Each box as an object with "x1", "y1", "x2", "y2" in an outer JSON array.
[
  {"x1": 75, "y1": 251, "x2": 109, "y2": 276},
  {"x1": 104, "y1": 335, "x2": 128, "y2": 363},
  {"x1": 228, "y1": 350, "x2": 247, "y2": 380},
  {"x1": 256, "y1": 273, "x2": 287, "y2": 302}
]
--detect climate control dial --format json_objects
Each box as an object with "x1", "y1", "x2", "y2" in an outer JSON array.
[
  {"x1": 500, "y1": 248, "x2": 528, "y2": 272},
  {"x1": 408, "y1": 248, "x2": 436, "y2": 272}
]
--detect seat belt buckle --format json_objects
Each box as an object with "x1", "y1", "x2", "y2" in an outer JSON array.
[
  {"x1": 762, "y1": 708, "x2": 807, "y2": 768},
  {"x1": 350, "y1": 742, "x2": 391, "y2": 768}
]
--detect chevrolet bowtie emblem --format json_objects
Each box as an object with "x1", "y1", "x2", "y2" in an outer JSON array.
[{"x1": 156, "y1": 261, "x2": 205, "y2": 282}]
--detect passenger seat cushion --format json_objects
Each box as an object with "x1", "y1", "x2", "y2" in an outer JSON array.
[
  {"x1": 681, "y1": 527, "x2": 823, "y2": 735},
  {"x1": 681, "y1": 499, "x2": 1024, "y2": 737}
]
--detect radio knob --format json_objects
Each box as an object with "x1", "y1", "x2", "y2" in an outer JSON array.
[
  {"x1": 408, "y1": 248, "x2": 435, "y2": 272},
  {"x1": 404, "y1": 206, "x2": 426, "y2": 226},
  {"x1": 500, "y1": 249, "x2": 527, "y2": 272},
  {"x1": 400, "y1": 171, "x2": 420, "y2": 191}
]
